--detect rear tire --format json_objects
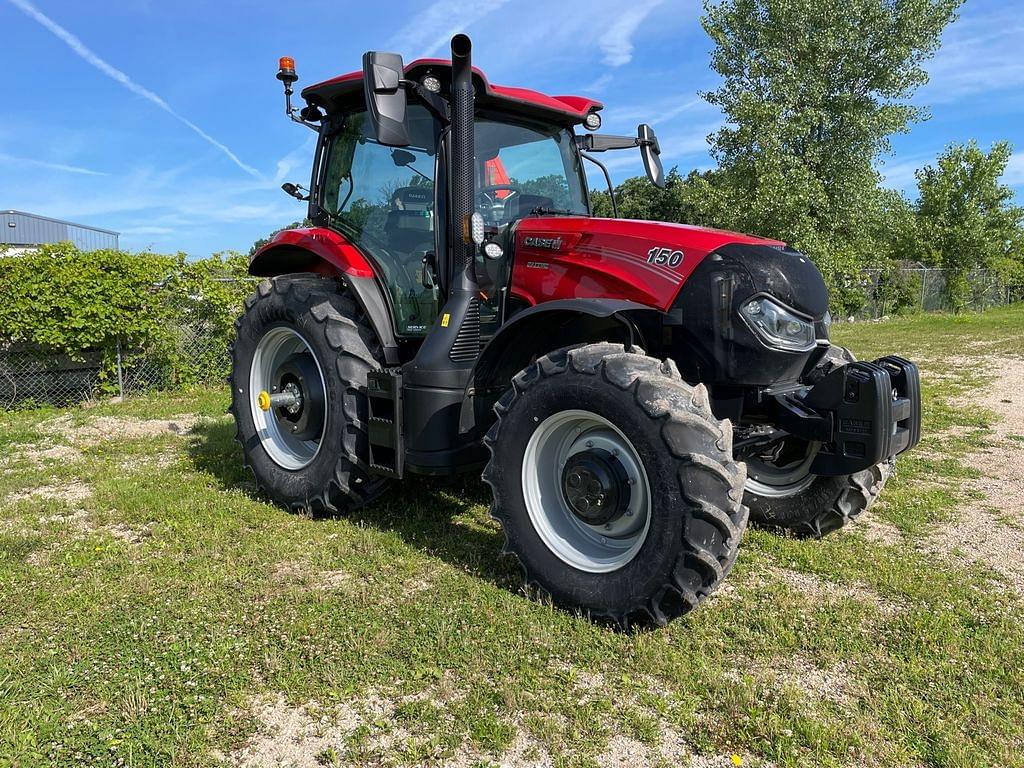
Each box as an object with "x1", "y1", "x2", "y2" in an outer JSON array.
[
  {"x1": 483, "y1": 343, "x2": 747, "y2": 627},
  {"x1": 744, "y1": 345, "x2": 894, "y2": 537},
  {"x1": 229, "y1": 275, "x2": 387, "y2": 514}
]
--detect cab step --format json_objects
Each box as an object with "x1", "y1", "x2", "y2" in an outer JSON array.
[{"x1": 366, "y1": 369, "x2": 404, "y2": 479}]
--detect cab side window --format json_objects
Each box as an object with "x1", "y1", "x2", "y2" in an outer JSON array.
[{"x1": 321, "y1": 108, "x2": 439, "y2": 336}]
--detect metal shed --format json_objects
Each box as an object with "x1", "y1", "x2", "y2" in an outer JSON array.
[{"x1": 1, "y1": 210, "x2": 119, "y2": 251}]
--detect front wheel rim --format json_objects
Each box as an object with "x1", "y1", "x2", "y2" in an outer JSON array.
[
  {"x1": 522, "y1": 410, "x2": 651, "y2": 573},
  {"x1": 249, "y1": 326, "x2": 327, "y2": 470},
  {"x1": 745, "y1": 440, "x2": 820, "y2": 497}
]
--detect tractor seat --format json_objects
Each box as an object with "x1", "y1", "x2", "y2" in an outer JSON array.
[
  {"x1": 504, "y1": 193, "x2": 555, "y2": 220},
  {"x1": 385, "y1": 186, "x2": 434, "y2": 254}
]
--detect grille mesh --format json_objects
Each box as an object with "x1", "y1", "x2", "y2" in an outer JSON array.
[{"x1": 449, "y1": 298, "x2": 481, "y2": 362}]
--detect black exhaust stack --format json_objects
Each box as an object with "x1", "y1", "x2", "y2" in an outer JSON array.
[
  {"x1": 450, "y1": 33, "x2": 478, "y2": 295},
  {"x1": 398, "y1": 33, "x2": 486, "y2": 474}
]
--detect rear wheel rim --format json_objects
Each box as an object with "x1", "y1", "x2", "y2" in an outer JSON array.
[
  {"x1": 745, "y1": 440, "x2": 820, "y2": 497},
  {"x1": 249, "y1": 326, "x2": 327, "y2": 470},
  {"x1": 522, "y1": 410, "x2": 651, "y2": 573}
]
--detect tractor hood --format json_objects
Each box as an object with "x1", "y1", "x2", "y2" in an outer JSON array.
[{"x1": 509, "y1": 216, "x2": 796, "y2": 314}]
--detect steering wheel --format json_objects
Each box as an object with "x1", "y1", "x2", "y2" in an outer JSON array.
[{"x1": 476, "y1": 184, "x2": 520, "y2": 220}]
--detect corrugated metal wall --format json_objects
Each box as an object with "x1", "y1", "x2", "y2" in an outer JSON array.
[{"x1": 1, "y1": 210, "x2": 119, "y2": 250}]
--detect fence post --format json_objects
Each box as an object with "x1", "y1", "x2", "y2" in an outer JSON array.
[{"x1": 116, "y1": 340, "x2": 125, "y2": 400}]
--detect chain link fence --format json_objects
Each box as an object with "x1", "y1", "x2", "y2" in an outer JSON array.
[
  {"x1": 844, "y1": 268, "x2": 1022, "y2": 321},
  {"x1": 1, "y1": 278, "x2": 258, "y2": 410},
  {"x1": 2, "y1": 269, "x2": 1022, "y2": 410}
]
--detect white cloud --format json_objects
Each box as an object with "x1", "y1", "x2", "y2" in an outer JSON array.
[
  {"x1": 0, "y1": 152, "x2": 107, "y2": 176},
  {"x1": 599, "y1": 2, "x2": 666, "y2": 67},
  {"x1": 579, "y1": 73, "x2": 614, "y2": 95},
  {"x1": 388, "y1": 0, "x2": 514, "y2": 57},
  {"x1": 274, "y1": 136, "x2": 317, "y2": 185},
  {"x1": 7, "y1": 0, "x2": 261, "y2": 178},
  {"x1": 922, "y1": 9, "x2": 1024, "y2": 101},
  {"x1": 606, "y1": 96, "x2": 716, "y2": 127},
  {"x1": 1005, "y1": 152, "x2": 1024, "y2": 187}
]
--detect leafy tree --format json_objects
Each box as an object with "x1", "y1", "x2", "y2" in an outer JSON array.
[
  {"x1": 700, "y1": 0, "x2": 961, "y2": 308},
  {"x1": 248, "y1": 220, "x2": 310, "y2": 257},
  {"x1": 591, "y1": 167, "x2": 725, "y2": 226},
  {"x1": 514, "y1": 174, "x2": 572, "y2": 208},
  {"x1": 915, "y1": 140, "x2": 1024, "y2": 311}
]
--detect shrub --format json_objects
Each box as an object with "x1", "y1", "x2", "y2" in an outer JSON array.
[{"x1": 0, "y1": 244, "x2": 253, "y2": 390}]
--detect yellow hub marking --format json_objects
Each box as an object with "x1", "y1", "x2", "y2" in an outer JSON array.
[{"x1": 257, "y1": 390, "x2": 271, "y2": 411}]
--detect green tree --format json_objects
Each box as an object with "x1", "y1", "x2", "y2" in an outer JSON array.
[
  {"x1": 248, "y1": 220, "x2": 310, "y2": 257},
  {"x1": 591, "y1": 167, "x2": 725, "y2": 226},
  {"x1": 915, "y1": 140, "x2": 1024, "y2": 311},
  {"x1": 701, "y1": 0, "x2": 961, "y2": 308}
]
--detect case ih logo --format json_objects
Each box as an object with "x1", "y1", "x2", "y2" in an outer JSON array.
[{"x1": 523, "y1": 236, "x2": 563, "y2": 250}]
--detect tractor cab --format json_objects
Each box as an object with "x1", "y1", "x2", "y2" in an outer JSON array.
[{"x1": 284, "y1": 58, "x2": 607, "y2": 347}]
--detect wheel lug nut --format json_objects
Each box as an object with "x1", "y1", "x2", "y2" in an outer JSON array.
[{"x1": 585, "y1": 440, "x2": 594, "y2": 448}]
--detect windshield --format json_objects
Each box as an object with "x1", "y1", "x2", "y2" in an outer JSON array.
[
  {"x1": 321, "y1": 107, "x2": 439, "y2": 336},
  {"x1": 474, "y1": 118, "x2": 588, "y2": 227}
]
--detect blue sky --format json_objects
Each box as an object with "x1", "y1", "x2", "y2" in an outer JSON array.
[{"x1": 1, "y1": 0, "x2": 1022, "y2": 256}]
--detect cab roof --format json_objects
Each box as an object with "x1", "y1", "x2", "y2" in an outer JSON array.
[{"x1": 301, "y1": 58, "x2": 603, "y2": 127}]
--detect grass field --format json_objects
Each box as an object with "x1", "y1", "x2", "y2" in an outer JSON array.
[{"x1": 2, "y1": 305, "x2": 1024, "y2": 768}]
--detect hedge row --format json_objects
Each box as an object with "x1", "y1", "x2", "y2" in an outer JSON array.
[{"x1": 0, "y1": 243, "x2": 255, "y2": 389}]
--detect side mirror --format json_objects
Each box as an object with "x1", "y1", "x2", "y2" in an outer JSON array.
[
  {"x1": 638, "y1": 124, "x2": 664, "y2": 189},
  {"x1": 391, "y1": 148, "x2": 417, "y2": 167},
  {"x1": 361, "y1": 51, "x2": 410, "y2": 147}
]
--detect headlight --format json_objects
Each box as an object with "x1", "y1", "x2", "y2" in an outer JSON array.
[{"x1": 739, "y1": 296, "x2": 816, "y2": 352}]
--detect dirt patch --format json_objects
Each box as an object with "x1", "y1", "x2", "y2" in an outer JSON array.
[
  {"x1": 20, "y1": 444, "x2": 83, "y2": 466},
  {"x1": 8, "y1": 480, "x2": 92, "y2": 505},
  {"x1": 40, "y1": 414, "x2": 198, "y2": 446},
  {"x1": 925, "y1": 356, "x2": 1024, "y2": 594},
  {"x1": 770, "y1": 566, "x2": 903, "y2": 615},
  {"x1": 775, "y1": 655, "x2": 857, "y2": 708},
  {"x1": 856, "y1": 515, "x2": 903, "y2": 546},
  {"x1": 106, "y1": 523, "x2": 152, "y2": 544},
  {"x1": 227, "y1": 689, "x2": 752, "y2": 768},
  {"x1": 314, "y1": 569, "x2": 351, "y2": 591},
  {"x1": 225, "y1": 694, "x2": 360, "y2": 768}
]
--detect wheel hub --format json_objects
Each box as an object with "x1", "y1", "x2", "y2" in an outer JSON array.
[
  {"x1": 249, "y1": 327, "x2": 328, "y2": 471},
  {"x1": 270, "y1": 353, "x2": 325, "y2": 441},
  {"x1": 521, "y1": 410, "x2": 651, "y2": 573},
  {"x1": 561, "y1": 448, "x2": 631, "y2": 526}
]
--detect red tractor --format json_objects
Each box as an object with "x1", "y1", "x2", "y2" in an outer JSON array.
[{"x1": 231, "y1": 35, "x2": 920, "y2": 626}]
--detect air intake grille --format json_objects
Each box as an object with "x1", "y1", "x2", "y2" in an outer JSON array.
[{"x1": 449, "y1": 298, "x2": 481, "y2": 362}]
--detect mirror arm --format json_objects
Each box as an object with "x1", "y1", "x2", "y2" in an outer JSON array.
[
  {"x1": 581, "y1": 152, "x2": 618, "y2": 219},
  {"x1": 400, "y1": 79, "x2": 451, "y2": 123},
  {"x1": 281, "y1": 80, "x2": 320, "y2": 133},
  {"x1": 575, "y1": 134, "x2": 640, "y2": 153}
]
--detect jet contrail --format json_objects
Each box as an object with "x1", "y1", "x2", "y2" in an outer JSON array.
[
  {"x1": 0, "y1": 152, "x2": 108, "y2": 176},
  {"x1": 8, "y1": 0, "x2": 262, "y2": 179}
]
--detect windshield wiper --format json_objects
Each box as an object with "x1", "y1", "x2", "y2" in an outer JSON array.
[{"x1": 530, "y1": 206, "x2": 587, "y2": 217}]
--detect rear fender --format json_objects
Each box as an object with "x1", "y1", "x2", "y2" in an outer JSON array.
[{"x1": 249, "y1": 228, "x2": 399, "y2": 365}]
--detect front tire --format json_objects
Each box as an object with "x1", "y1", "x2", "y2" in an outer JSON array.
[
  {"x1": 744, "y1": 345, "x2": 894, "y2": 537},
  {"x1": 483, "y1": 343, "x2": 747, "y2": 627},
  {"x1": 229, "y1": 275, "x2": 387, "y2": 514}
]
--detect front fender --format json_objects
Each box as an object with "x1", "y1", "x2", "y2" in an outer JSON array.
[{"x1": 460, "y1": 298, "x2": 660, "y2": 435}]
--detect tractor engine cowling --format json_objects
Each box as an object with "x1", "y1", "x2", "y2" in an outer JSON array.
[{"x1": 508, "y1": 216, "x2": 830, "y2": 387}]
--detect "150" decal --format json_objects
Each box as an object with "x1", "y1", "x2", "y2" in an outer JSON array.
[{"x1": 646, "y1": 247, "x2": 684, "y2": 267}]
